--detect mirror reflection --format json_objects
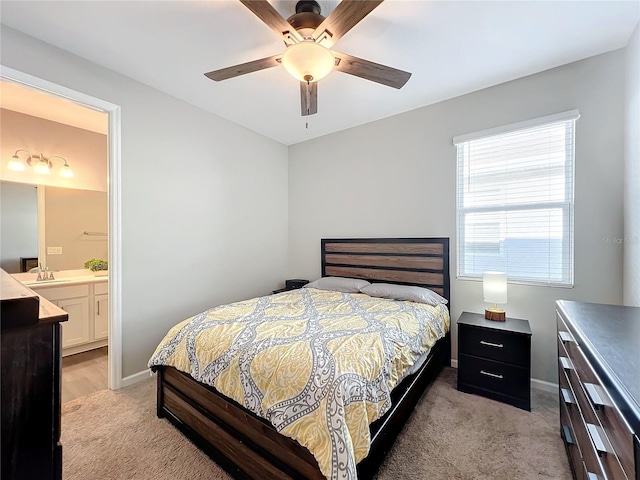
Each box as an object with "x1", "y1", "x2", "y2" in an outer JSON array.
[{"x1": 0, "y1": 180, "x2": 107, "y2": 273}]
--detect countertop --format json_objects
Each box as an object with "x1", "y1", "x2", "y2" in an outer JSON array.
[
  {"x1": 556, "y1": 300, "x2": 640, "y2": 434},
  {"x1": 1, "y1": 269, "x2": 67, "y2": 328},
  {"x1": 11, "y1": 269, "x2": 108, "y2": 289}
]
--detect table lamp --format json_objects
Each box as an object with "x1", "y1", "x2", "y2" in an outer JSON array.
[{"x1": 483, "y1": 271, "x2": 507, "y2": 321}]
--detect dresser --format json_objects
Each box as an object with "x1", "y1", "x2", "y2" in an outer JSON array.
[
  {"x1": 457, "y1": 311, "x2": 532, "y2": 411},
  {"x1": 1, "y1": 269, "x2": 68, "y2": 480},
  {"x1": 556, "y1": 300, "x2": 640, "y2": 480}
]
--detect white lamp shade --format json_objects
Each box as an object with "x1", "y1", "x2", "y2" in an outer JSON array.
[
  {"x1": 33, "y1": 160, "x2": 51, "y2": 174},
  {"x1": 281, "y1": 41, "x2": 335, "y2": 82},
  {"x1": 60, "y1": 164, "x2": 74, "y2": 178},
  {"x1": 7, "y1": 156, "x2": 26, "y2": 171},
  {"x1": 483, "y1": 271, "x2": 507, "y2": 304}
]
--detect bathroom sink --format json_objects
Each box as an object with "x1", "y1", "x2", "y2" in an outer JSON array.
[{"x1": 22, "y1": 278, "x2": 72, "y2": 286}]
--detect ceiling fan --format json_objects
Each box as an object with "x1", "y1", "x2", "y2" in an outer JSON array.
[{"x1": 204, "y1": 0, "x2": 412, "y2": 117}]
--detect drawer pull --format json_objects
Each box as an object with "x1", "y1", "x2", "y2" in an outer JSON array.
[
  {"x1": 583, "y1": 383, "x2": 605, "y2": 410},
  {"x1": 586, "y1": 423, "x2": 608, "y2": 457},
  {"x1": 561, "y1": 424, "x2": 574, "y2": 445},
  {"x1": 480, "y1": 340, "x2": 504, "y2": 348},
  {"x1": 558, "y1": 331, "x2": 574, "y2": 343},
  {"x1": 560, "y1": 388, "x2": 574, "y2": 405},
  {"x1": 559, "y1": 357, "x2": 573, "y2": 371},
  {"x1": 480, "y1": 370, "x2": 503, "y2": 379}
]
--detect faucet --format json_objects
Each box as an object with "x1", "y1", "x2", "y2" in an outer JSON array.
[
  {"x1": 36, "y1": 263, "x2": 44, "y2": 281},
  {"x1": 36, "y1": 264, "x2": 55, "y2": 281}
]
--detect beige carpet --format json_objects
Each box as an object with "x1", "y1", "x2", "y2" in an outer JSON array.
[{"x1": 61, "y1": 368, "x2": 571, "y2": 479}]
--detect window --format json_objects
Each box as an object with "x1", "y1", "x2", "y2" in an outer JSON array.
[{"x1": 454, "y1": 110, "x2": 579, "y2": 286}]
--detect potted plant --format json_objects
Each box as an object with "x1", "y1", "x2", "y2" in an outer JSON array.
[{"x1": 84, "y1": 258, "x2": 108, "y2": 276}]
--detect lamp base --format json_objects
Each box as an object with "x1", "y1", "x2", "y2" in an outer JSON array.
[{"x1": 485, "y1": 309, "x2": 506, "y2": 322}]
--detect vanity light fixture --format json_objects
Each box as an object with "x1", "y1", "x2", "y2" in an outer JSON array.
[{"x1": 7, "y1": 149, "x2": 74, "y2": 178}]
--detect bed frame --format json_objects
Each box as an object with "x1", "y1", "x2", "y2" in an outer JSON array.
[{"x1": 155, "y1": 237, "x2": 450, "y2": 480}]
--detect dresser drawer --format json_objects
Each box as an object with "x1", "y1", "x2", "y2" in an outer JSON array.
[
  {"x1": 560, "y1": 391, "x2": 585, "y2": 480},
  {"x1": 565, "y1": 389, "x2": 606, "y2": 478},
  {"x1": 634, "y1": 435, "x2": 639, "y2": 480},
  {"x1": 559, "y1": 321, "x2": 635, "y2": 478},
  {"x1": 586, "y1": 382, "x2": 635, "y2": 478},
  {"x1": 459, "y1": 324, "x2": 529, "y2": 367}
]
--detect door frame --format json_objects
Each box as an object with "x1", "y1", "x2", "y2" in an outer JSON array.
[{"x1": 1, "y1": 65, "x2": 123, "y2": 389}]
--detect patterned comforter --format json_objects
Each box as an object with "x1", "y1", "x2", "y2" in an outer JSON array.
[{"x1": 148, "y1": 287, "x2": 450, "y2": 480}]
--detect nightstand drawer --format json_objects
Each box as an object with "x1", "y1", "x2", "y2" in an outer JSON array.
[
  {"x1": 458, "y1": 353, "x2": 529, "y2": 400},
  {"x1": 459, "y1": 324, "x2": 529, "y2": 367}
]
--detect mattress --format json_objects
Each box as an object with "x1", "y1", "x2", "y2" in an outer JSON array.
[{"x1": 149, "y1": 287, "x2": 449, "y2": 480}]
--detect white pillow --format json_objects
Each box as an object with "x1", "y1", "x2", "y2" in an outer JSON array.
[
  {"x1": 304, "y1": 276, "x2": 371, "y2": 293},
  {"x1": 359, "y1": 283, "x2": 448, "y2": 306}
]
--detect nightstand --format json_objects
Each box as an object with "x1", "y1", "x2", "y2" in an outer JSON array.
[
  {"x1": 272, "y1": 279, "x2": 309, "y2": 295},
  {"x1": 457, "y1": 311, "x2": 532, "y2": 411}
]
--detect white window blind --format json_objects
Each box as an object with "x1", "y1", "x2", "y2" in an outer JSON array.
[{"x1": 454, "y1": 110, "x2": 579, "y2": 286}]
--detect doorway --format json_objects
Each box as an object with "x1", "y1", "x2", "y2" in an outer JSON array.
[{"x1": 0, "y1": 65, "x2": 122, "y2": 391}]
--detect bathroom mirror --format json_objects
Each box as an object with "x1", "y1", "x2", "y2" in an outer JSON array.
[
  {"x1": 1, "y1": 181, "x2": 38, "y2": 273},
  {"x1": 0, "y1": 180, "x2": 108, "y2": 273}
]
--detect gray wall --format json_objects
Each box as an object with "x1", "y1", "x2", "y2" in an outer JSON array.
[
  {"x1": 3, "y1": 23, "x2": 634, "y2": 384},
  {"x1": 1, "y1": 26, "x2": 289, "y2": 378},
  {"x1": 288, "y1": 50, "x2": 626, "y2": 385},
  {"x1": 0, "y1": 182, "x2": 38, "y2": 273},
  {"x1": 624, "y1": 23, "x2": 640, "y2": 307}
]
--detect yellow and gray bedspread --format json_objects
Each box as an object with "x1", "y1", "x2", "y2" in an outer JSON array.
[{"x1": 148, "y1": 287, "x2": 450, "y2": 480}]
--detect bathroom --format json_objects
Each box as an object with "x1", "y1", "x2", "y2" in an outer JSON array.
[{"x1": 0, "y1": 79, "x2": 109, "y2": 401}]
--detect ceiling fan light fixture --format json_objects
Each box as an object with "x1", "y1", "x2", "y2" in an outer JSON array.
[{"x1": 281, "y1": 41, "x2": 335, "y2": 83}]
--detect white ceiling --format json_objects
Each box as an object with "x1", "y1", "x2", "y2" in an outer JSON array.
[
  {"x1": 0, "y1": 80, "x2": 108, "y2": 135},
  {"x1": 1, "y1": 1, "x2": 638, "y2": 146}
]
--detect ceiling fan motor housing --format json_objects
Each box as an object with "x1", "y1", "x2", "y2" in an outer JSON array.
[{"x1": 288, "y1": 0, "x2": 325, "y2": 37}]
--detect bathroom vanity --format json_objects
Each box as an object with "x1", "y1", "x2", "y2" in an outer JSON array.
[{"x1": 12, "y1": 270, "x2": 108, "y2": 356}]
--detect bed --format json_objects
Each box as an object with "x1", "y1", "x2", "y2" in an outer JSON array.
[{"x1": 150, "y1": 237, "x2": 450, "y2": 480}]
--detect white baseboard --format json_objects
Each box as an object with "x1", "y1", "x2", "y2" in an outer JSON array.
[
  {"x1": 448, "y1": 358, "x2": 558, "y2": 393},
  {"x1": 531, "y1": 378, "x2": 558, "y2": 393},
  {"x1": 121, "y1": 368, "x2": 155, "y2": 388}
]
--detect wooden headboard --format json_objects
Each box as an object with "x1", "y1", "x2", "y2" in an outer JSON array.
[{"x1": 321, "y1": 237, "x2": 450, "y2": 303}]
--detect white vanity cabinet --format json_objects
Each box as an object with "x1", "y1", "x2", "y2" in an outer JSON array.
[
  {"x1": 58, "y1": 297, "x2": 91, "y2": 349},
  {"x1": 94, "y1": 283, "x2": 109, "y2": 341},
  {"x1": 33, "y1": 280, "x2": 108, "y2": 356}
]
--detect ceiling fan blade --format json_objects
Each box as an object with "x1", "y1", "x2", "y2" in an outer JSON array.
[
  {"x1": 312, "y1": 0, "x2": 384, "y2": 48},
  {"x1": 300, "y1": 81, "x2": 318, "y2": 116},
  {"x1": 204, "y1": 55, "x2": 282, "y2": 82},
  {"x1": 333, "y1": 51, "x2": 411, "y2": 89},
  {"x1": 240, "y1": 0, "x2": 302, "y2": 43}
]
